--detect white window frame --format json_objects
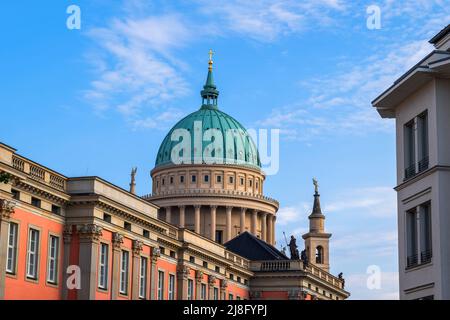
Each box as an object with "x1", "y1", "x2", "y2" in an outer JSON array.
[
  {"x1": 119, "y1": 250, "x2": 129, "y2": 295},
  {"x1": 158, "y1": 271, "x2": 165, "y2": 300},
  {"x1": 47, "y1": 235, "x2": 60, "y2": 284},
  {"x1": 98, "y1": 243, "x2": 109, "y2": 289},
  {"x1": 187, "y1": 278, "x2": 194, "y2": 300},
  {"x1": 201, "y1": 283, "x2": 207, "y2": 300},
  {"x1": 213, "y1": 287, "x2": 219, "y2": 300},
  {"x1": 139, "y1": 257, "x2": 148, "y2": 299},
  {"x1": 6, "y1": 222, "x2": 18, "y2": 274},
  {"x1": 26, "y1": 228, "x2": 40, "y2": 279},
  {"x1": 168, "y1": 273, "x2": 175, "y2": 300}
]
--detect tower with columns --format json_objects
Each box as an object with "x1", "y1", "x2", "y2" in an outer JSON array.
[
  {"x1": 146, "y1": 52, "x2": 279, "y2": 245},
  {"x1": 302, "y1": 179, "x2": 331, "y2": 272}
]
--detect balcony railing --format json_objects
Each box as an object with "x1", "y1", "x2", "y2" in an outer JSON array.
[
  {"x1": 404, "y1": 164, "x2": 416, "y2": 180},
  {"x1": 418, "y1": 156, "x2": 429, "y2": 173},
  {"x1": 11, "y1": 155, "x2": 67, "y2": 192},
  {"x1": 406, "y1": 253, "x2": 419, "y2": 268},
  {"x1": 420, "y1": 249, "x2": 432, "y2": 264},
  {"x1": 142, "y1": 188, "x2": 279, "y2": 207}
]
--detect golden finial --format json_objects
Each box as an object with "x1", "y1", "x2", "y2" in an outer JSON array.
[{"x1": 208, "y1": 49, "x2": 214, "y2": 71}]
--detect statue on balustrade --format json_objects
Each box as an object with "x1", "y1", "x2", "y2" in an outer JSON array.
[
  {"x1": 288, "y1": 235, "x2": 300, "y2": 260},
  {"x1": 301, "y1": 249, "x2": 308, "y2": 269}
]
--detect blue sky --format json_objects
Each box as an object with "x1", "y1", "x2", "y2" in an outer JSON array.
[{"x1": 1, "y1": 0, "x2": 449, "y2": 299}]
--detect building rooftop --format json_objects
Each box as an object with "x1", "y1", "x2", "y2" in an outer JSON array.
[
  {"x1": 429, "y1": 24, "x2": 450, "y2": 45},
  {"x1": 224, "y1": 231, "x2": 289, "y2": 261}
]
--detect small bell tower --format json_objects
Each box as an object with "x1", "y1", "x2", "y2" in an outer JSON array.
[{"x1": 302, "y1": 178, "x2": 332, "y2": 272}]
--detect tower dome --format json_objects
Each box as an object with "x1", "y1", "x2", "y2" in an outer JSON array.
[{"x1": 155, "y1": 51, "x2": 260, "y2": 170}]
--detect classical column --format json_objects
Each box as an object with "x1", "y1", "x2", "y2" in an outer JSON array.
[
  {"x1": 210, "y1": 205, "x2": 217, "y2": 242},
  {"x1": 195, "y1": 270, "x2": 204, "y2": 300},
  {"x1": 194, "y1": 205, "x2": 201, "y2": 234},
  {"x1": 251, "y1": 209, "x2": 258, "y2": 236},
  {"x1": 62, "y1": 225, "x2": 73, "y2": 300},
  {"x1": 225, "y1": 206, "x2": 233, "y2": 242},
  {"x1": 150, "y1": 247, "x2": 160, "y2": 300},
  {"x1": 266, "y1": 215, "x2": 272, "y2": 245},
  {"x1": 77, "y1": 224, "x2": 103, "y2": 300},
  {"x1": 261, "y1": 212, "x2": 267, "y2": 242},
  {"x1": 272, "y1": 216, "x2": 277, "y2": 245},
  {"x1": 166, "y1": 206, "x2": 172, "y2": 224},
  {"x1": 0, "y1": 199, "x2": 15, "y2": 300},
  {"x1": 208, "y1": 275, "x2": 217, "y2": 300},
  {"x1": 240, "y1": 208, "x2": 246, "y2": 234},
  {"x1": 179, "y1": 205, "x2": 185, "y2": 228},
  {"x1": 131, "y1": 240, "x2": 143, "y2": 300},
  {"x1": 111, "y1": 232, "x2": 124, "y2": 300},
  {"x1": 177, "y1": 265, "x2": 190, "y2": 300}
]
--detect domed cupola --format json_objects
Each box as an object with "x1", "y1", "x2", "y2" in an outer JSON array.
[{"x1": 155, "y1": 50, "x2": 261, "y2": 169}]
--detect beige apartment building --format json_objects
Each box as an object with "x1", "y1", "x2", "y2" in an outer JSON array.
[{"x1": 373, "y1": 25, "x2": 450, "y2": 300}]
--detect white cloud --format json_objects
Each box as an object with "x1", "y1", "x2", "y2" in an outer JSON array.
[
  {"x1": 345, "y1": 271, "x2": 399, "y2": 300},
  {"x1": 325, "y1": 186, "x2": 397, "y2": 218},
  {"x1": 196, "y1": 0, "x2": 347, "y2": 41},
  {"x1": 255, "y1": 39, "x2": 433, "y2": 141},
  {"x1": 276, "y1": 202, "x2": 310, "y2": 225},
  {"x1": 84, "y1": 14, "x2": 192, "y2": 123}
]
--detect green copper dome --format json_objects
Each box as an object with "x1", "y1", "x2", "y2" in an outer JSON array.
[{"x1": 155, "y1": 57, "x2": 260, "y2": 169}]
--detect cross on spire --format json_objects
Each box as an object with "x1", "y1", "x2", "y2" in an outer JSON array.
[{"x1": 208, "y1": 49, "x2": 214, "y2": 71}]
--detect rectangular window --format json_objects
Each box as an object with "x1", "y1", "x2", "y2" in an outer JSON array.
[
  {"x1": 215, "y1": 230, "x2": 223, "y2": 244},
  {"x1": 240, "y1": 177, "x2": 244, "y2": 186},
  {"x1": 236, "y1": 296, "x2": 241, "y2": 300},
  {"x1": 158, "y1": 271, "x2": 165, "y2": 300},
  {"x1": 6, "y1": 222, "x2": 18, "y2": 274},
  {"x1": 229, "y1": 176, "x2": 234, "y2": 184},
  {"x1": 420, "y1": 202, "x2": 432, "y2": 263},
  {"x1": 180, "y1": 175, "x2": 185, "y2": 183},
  {"x1": 124, "y1": 222, "x2": 131, "y2": 231},
  {"x1": 191, "y1": 175, "x2": 196, "y2": 183},
  {"x1": 51, "y1": 205, "x2": 61, "y2": 215},
  {"x1": 98, "y1": 243, "x2": 109, "y2": 289},
  {"x1": 168, "y1": 273, "x2": 175, "y2": 300},
  {"x1": 11, "y1": 189, "x2": 20, "y2": 200},
  {"x1": 201, "y1": 283, "x2": 207, "y2": 300},
  {"x1": 170, "y1": 250, "x2": 176, "y2": 258},
  {"x1": 406, "y1": 208, "x2": 418, "y2": 268},
  {"x1": 119, "y1": 251, "x2": 129, "y2": 294},
  {"x1": 237, "y1": 276, "x2": 241, "y2": 283},
  {"x1": 31, "y1": 197, "x2": 41, "y2": 208},
  {"x1": 417, "y1": 111, "x2": 429, "y2": 172},
  {"x1": 229, "y1": 293, "x2": 233, "y2": 300},
  {"x1": 47, "y1": 235, "x2": 59, "y2": 284},
  {"x1": 249, "y1": 180, "x2": 253, "y2": 187},
  {"x1": 170, "y1": 176, "x2": 174, "y2": 184},
  {"x1": 213, "y1": 287, "x2": 219, "y2": 300},
  {"x1": 404, "y1": 120, "x2": 416, "y2": 179},
  {"x1": 26, "y1": 228, "x2": 40, "y2": 279},
  {"x1": 203, "y1": 261, "x2": 208, "y2": 268},
  {"x1": 143, "y1": 229, "x2": 150, "y2": 238},
  {"x1": 215, "y1": 266, "x2": 220, "y2": 273},
  {"x1": 189, "y1": 256, "x2": 195, "y2": 263},
  {"x1": 187, "y1": 279, "x2": 194, "y2": 300},
  {"x1": 139, "y1": 257, "x2": 148, "y2": 299},
  {"x1": 216, "y1": 175, "x2": 222, "y2": 183},
  {"x1": 103, "y1": 213, "x2": 112, "y2": 223},
  {"x1": 204, "y1": 175, "x2": 209, "y2": 183}
]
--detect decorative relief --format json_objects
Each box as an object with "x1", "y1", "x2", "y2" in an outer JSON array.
[
  {"x1": 177, "y1": 265, "x2": 190, "y2": 279},
  {"x1": 112, "y1": 232, "x2": 124, "y2": 249},
  {"x1": 208, "y1": 275, "x2": 217, "y2": 286},
  {"x1": 77, "y1": 223, "x2": 102, "y2": 241},
  {"x1": 195, "y1": 270, "x2": 204, "y2": 282},
  {"x1": 220, "y1": 279, "x2": 228, "y2": 289},
  {"x1": 63, "y1": 225, "x2": 73, "y2": 243},
  {"x1": 132, "y1": 240, "x2": 144, "y2": 255},
  {"x1": 0, "y1": 199, "x2": 16, "y2": 220},
  {"x1": 151, "y1": 247, "x2": 161, "y2": 263}
]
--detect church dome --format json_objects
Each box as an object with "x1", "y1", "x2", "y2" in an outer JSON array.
[{"x1": 155, "y1": 53, "x2": 260, "y2": 169}]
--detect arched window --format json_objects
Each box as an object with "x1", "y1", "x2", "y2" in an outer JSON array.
[{"x1": 316, "y1": 246, "x2": 324, "y2": 264}]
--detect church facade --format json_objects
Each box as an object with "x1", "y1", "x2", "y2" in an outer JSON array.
[{"x1": 0, "y1": 56, "x2": 349, "y2": 300}]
